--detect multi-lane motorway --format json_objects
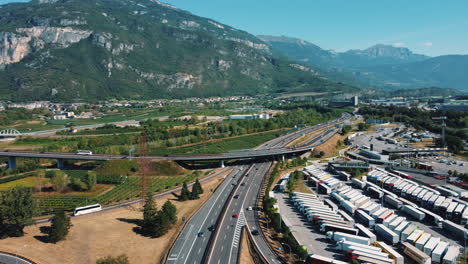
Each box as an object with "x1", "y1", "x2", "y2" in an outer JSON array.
[{"x1": 167, "y1": 165, "x2": 250, "y2": 264}]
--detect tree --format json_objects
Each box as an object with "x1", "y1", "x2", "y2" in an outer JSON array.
[
  {"x1": 152, "y1": 212, "x2": 170, "y2": 237},
  {"x1": 141, "y1": 193, "x2": 157, "y2": 236},
  {"x1": 51, "y1": 171, "x2": 69, "y2": 192},
  {"x1": 190, "y1": 179, "x2": 203, "y2": 200},
  {"x1": 162, "y1": 201, "x2": 177, "y2": 225},
  {"x1": 0, "y1": 187, "x2": 34, "y2": 238},
  {"x1": 48, "y1": 210, "x2": 72, "y2": 243},
  {"x1": 179, "y1": 182, "x2": 190, "y2": 201},
  {"x1": 85, "y1": 171, "x2": 97, "y2": 191},
  {"x1": 96, "y1": 255, "x2": 129, "y2": 264}
]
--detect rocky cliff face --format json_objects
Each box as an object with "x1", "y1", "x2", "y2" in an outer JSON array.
[
  {"x1": 0, "y1": 0, "x2": 356, "y2": 101},
  {"x1": 0, "y1": 26, "x2": 92, "y2": 67}
]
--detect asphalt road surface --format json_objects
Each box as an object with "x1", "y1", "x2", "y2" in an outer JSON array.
[
  {"x1": 207, "y1": 162, "x2": 281, "y2": 264},
  {"x1": 167, "y1": 165, "x2": 249, "y2": 264},
  {"x1": 0, "y1": 252, "x2": 33, "y2": 264}
]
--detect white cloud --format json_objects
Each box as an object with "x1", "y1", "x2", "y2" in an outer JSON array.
[
  {"x1": 392, "y1": 42, "x2": 405, "y2": 47},
  {"x1": 423, "y1": 42, "x2": 433, "y2": 47}
]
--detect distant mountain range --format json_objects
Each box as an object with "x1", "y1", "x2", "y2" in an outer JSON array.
[
  {"x1": 259, "y1": 35, "x2": 468, "y2": 91},
  {"x1": 0, "y1": 0, "x2": 357, "y2": 102}
]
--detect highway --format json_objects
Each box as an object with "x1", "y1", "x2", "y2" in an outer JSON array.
[
  {"x1": 166, "y1": 165, "x2": 250, "y2": 264},
  {"x1": 0, "y1": 252, "x2": 33, "y2": 264},
  {"x1": 207, "y1": 162, "x2": 280, "y2": 264}
]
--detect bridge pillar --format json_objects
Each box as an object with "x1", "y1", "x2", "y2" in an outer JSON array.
[
  {"x1": 7, "y1": 157, "x2": 16, "y2": 170},
  {"x1": 57, "y1": 159, "x2": 65, "y2": 170},
  {"x1": 282, "y1": 155, "x2": 285, "y2": 162},
  {"x1": 220, "y1": 160, "x2": 225, "y2": 168}
]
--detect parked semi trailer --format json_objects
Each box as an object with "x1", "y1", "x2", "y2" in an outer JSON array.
[
  {"x1": 320, "y1": 224, "x2": 358, "y2": 235},
  {"x1": 401, "y1": 224, "x2": 418, "y2": 241},
  {"x1": 335, "y1": 240, "x2": 382, "y2": 252},
  {"x1": 441, "y1": 220, "x2": 468, "y2": 241},
  {"x1": 401, "y1": 242, "x2": 431, "y2": 264},
  {"x1": 415, "y1": 232, "x2": 431, "y2": 250},
  {"x1": 375, "y1": 241, "x2": 404, "y2": 264},
  {"x1": 442, "y1": 246, "x2": 461, "y2": 264},
  {"x1": 355, "y1": 223, "x2": 376, "y2": 243},
  {"x1": 326, "y1": 231, "x2": 370, "y2": 245},
  {"x1": 431, "y1": 241, "x2": 448, "y2": 263},
  {"x1": 383, "y1": 195, "x2": 403, "y2": 209},
  {"x1": 401, "y1": 205, "x2": 425, "y2": 221},
  {"x1": 423, "y1": 236, "x2": 440, "y2": 255},
  {"x1": 375, "y1": 224, "x2": 399, "y2": 245}
]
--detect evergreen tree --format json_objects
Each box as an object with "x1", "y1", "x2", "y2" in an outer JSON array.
[
  {"x1": 0, "y1": 187, "x2": 34, "y2": 238},
  {"x1": 179, "y1": 182, "x2": 190, "y2": 201},
  {"x1": 49, "y1": 209, "x2": 72, "y2": 243},
  {"x1": 152, "y1": 212, "x2": 170, "y2": 237},
  {"x1": 85, "y1": 171, "x2": 97, "y2": 191},
  {"x1": 161, "y1": 201, "x2": 177, "y2": 225},
  {"x1": 141, "y1": 193, "x2": 157, "y2": 236}
]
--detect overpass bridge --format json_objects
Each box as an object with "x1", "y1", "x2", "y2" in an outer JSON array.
[{"x1": 0, "y1": 129, "x2": 21, "y2": 138}]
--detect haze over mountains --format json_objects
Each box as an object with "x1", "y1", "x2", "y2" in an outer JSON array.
[
  {"x1": 0, "y1": 0, "x2": 359, "y2": 102},
  {"x1": 259, "y1": 35, "x2": 468, "y2": 91}
]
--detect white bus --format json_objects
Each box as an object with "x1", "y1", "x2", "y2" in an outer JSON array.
[
  {"x1": 74, "y1": 204, "x2": 102, "y2": 216},
  {"x1": 77, "y1": 150, "x2": 93, "y2": 155}
]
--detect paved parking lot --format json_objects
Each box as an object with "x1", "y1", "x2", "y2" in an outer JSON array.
[{"x1": 274, "y1": 192, "x2": 347, "y2": 261}]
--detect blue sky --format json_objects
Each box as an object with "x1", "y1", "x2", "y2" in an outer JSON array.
[{"x1": 2, "y1": 0, "x2": 467, "y2": 56}]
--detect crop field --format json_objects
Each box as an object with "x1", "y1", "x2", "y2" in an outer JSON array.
[
  {"x1": 0, "y1": 176, "x2": 48, "y2": 191},
  {"x1": 30, "y1": 173, "x2": 199, "y2": 216}
]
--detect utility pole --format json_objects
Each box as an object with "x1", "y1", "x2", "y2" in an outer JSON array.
[{"x1": 432, "y1": 116, "x2": 447, "y2": 155}]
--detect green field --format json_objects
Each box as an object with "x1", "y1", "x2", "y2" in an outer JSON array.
[
  {"x1": 0, "y1": 176, "x2": 49, "y2": 191},
  {"x1": 149, "y1": 130, "x2": 288, "y2": 155}
]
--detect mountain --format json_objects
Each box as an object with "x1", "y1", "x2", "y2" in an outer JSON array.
[
  {"x1": 260, "y1": 35, "x2": 468, "y2": 92},
  {"x1": 338, "y1": 44, "x2": 429, "y2": 67},
  {"x1": 0, "y1": 0, "x2": 357, "y2": 102}
]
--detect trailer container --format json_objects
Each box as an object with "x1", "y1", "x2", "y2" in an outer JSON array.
[
  {"x1": 401, "y1": 224, "x2": 418, "y2": 241},
  {"x1": 434, "y1": 196, "x2": 447, "y2": 211},
  {"x1": 331, "y1": 192, "x2": 344, "y2": 203},
  {"x1": 398, "y1": 197, "x2": 419, "y2": 208},
  {"x1": 416, "y1": 189, "x2": 428, "y2": 201},
  {"x1": 371, "y1": 208, "x2": 387, "y2": 219},
  {"x1": 335, "y1": 240, "x2": 382, "y2": 252},
  {"x1": 453, "y1": 204, "x2": 465, "y2": 222},
  {"x1": 326, "y1": 231, "x2": 370, "y2": 245},
  {"x1": 377, "y1": 210, "x2": 394, "y2": 223},
  {"x1": 375, "y1": 241, "x2": 404, "y2": 264},
  {"x1": 318, "y1": 183, "x2": 332, "y2": 195},
  {"x1": 320, "y1": 224, "x2": 358, "y2": 235},
  {"x1": 417, "y1": 207, "x2": 443, "y2": 226},
  {"x1": 346, "y1": 246, "x2": 386, "y2": 257},
  {"x1": 423, "y1": 236, "x2": 440, "y2": 255},
  {"x1": 401, "y1": 205, "x2": 425, "y2": 221},
  {"x1": 436, "y1": 186, "x2": 459, "y2": 198},
  {"x1": 375, "y1": 224, "x2": 399, "y2": 245},
  {"x1": 324, "y1": 199, "x2": 339, "y2": 212},
  {"x1": 356, "y1": 209, "x2": 375, "y2": 227},
  {"x1": 338, "y1": 210, "x2": 355, "y2": 223},
  {"x1": 426, "y1": 194, "x2": 439, "y2": 208},
  {"x1": 444, "y1": 185, "x2": 468, "y2": 198},
  {"x1": 382, "y1": 214, "x2": 397, "y2": 227},
  {"x1": 445, "y1": 202, "x2": 458, "y2": 219},
  {"x1": 431, "y1": 241, "x2": 448, "y2": 263},
  {"x1": 415, "y1": 232, "x2": 431, "y2": 250},
  {"x1": 341, "y1": 200, "x2": 356, "y2": 214},
  {"x1": 364, "y1": 203, "x2": 381, "y2": 215},
  {"x1": 401, "y1": 242, "x2": 431, "y2": 264},
  {"x1": 461, "y1": 207, "x2": 468, "y2": 225},
  {"x1": 307, "y1": 254, "x2": 348, "y2": 264},
  {"x1": 355, "y1": 223, "x2": 376, "y2": 243},
  {"x1": 388, "y1": 216, "x2": 405, "y2": 230},
  {"x1": 359, "y1": 201, "x2": 372, "y2": 210},
  {"x1": 393, "y1": 221, "x2": 409, "y2": 236},
  {"x1": 312, "y1": 215, "x2": 344, "y2": 224},
  {"x1": 354, "y1": 255, "x2": 393, "y2": 264},
  {"x1": 441, "y1": 220, "x2": 468, "y2": 241},
  {"x1": 369, "y1": 187, "x2": 384, "y2": 199},
  {"x1": 347, "y1": 250, "x2": 391, "y2": 261},
  {"x1": 382, "y1": 195, "x2": 402, "y2": 209},
  {"x1": 439, "y1": 201, "x2": 452, "y2": 215},
  {"x1": 420, "y1": 185, "x2": 440, "y2": 195},
  {"x1": 406, "y1": 229, "x2": 424, "y2": 244},
  {"x1": 352, "y1": 178, "x2": 366, "y2": 189},
  {"x1": 442, "y1": 246, "x2": 460, "y2": 264},
  {"x1": 318, "y1": 219, "x2": 351, "y2": 227},
  {"x1": 355, "y1": 197, "x2": 370, "y2": 208}
]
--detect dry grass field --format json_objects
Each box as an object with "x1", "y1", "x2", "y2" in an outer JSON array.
[{"x1": 0, "y1": 170, "x2": 231, "y2": 264}]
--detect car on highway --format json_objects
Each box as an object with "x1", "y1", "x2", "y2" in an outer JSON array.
[
  {"x1": 198, "y1": 232, "x2": 204, "y2": 238},
  {"x1": 208, "y1": 225, "x2": 215, "y2": 232},
  {"x1": 251, "y1": 229, "x2": 259, "y2": 236},
  {"x1": 434, "y1": 175, "x2": 447, "y2": 180},
  {"x1": 234, "y1": 194, "x2": 239, "y2": 199},
  {"x1": 233, "y1": 213, "x2": 239, "y2": 218},
  {"x1": 247, "y1": 206, "x2": 253, "y2": 211},
  {"x1": 241, "y1": 182, "x2": 245, "y2": 186}
]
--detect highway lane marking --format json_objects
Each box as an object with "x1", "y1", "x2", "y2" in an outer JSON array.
[
  {"x1": 180, "y1": 166, "x2": 245, "y2": 264},
  {"x1": 171, "y1": 224, "x2": 194, "y2": 261}
]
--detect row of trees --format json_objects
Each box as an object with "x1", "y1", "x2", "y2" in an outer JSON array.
[
  {"x1": 45, "y1": 170, "x2": 97, "y2": 192},
  {"x1": 179, "y1": 179, "x2": 204, "y2": 201},
  {"x1": 141, "y1": 194, "x2": 177, "y2": 238}
]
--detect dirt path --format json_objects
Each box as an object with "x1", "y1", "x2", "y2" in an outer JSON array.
[{"x1": 0, "y1": 170, "x2": 231, "y2": 264}]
